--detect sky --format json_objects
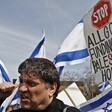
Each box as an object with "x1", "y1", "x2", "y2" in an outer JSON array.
[{"x1": 0, "y1": 0, "x2": 99, "y2": 80}]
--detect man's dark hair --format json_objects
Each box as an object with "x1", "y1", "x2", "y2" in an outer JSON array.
[{"x1": 18, "y1": 58, "x2": 60, "y2": 97}]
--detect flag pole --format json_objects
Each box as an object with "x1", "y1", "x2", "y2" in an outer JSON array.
[
  {"x1": 42, "y1": 29, "x2": 45, "y2": 37},
  {"x1": 90, "y1": 58, "x2": 94, "y2": 98},
  {"x1": 64, "y1": 89, "x2": 76, "y2": 107}
]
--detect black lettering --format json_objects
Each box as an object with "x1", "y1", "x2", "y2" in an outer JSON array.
[
  {"x1": 97, "y1": 30, "x2": 105, "y2": 42},
  {"x1": 89, "y1": 48, "x2": 95, "y2": 60},
  {"x1": 88, "y1": 35, "x2": 94, "y2": 48},
  {"x1": 103, "y1": 55, "x2": 109, "y2": 68},
  {"x1": 94, "y1": 44, "x2": 105, "y2": 58},
  {"x1": 100, "y1": 43, "x2": 106, "y2": 55},
  {"x1": 92, "y1": 60, "x2": 101, "y2": 73},
  {"x1": 106, "y1": 68, "x2": 112, "y2": 80},
  {"x1": 98, "y1": 58, "x2": 105, "y2": 69},
  {"x1": 104, "y1": 25, "x2": 110, "y2": 39},
  {"x1": 106, "y1": 38, "x2": 112, "y2": 53},
  {"x1": 109, "y1": 22, "x2": 112, "y2": 35},
  {"x1": 101, "y1": 69, "x2": 107, "y2": 82},
  {"x1": 92, "y1": 32, "x2": 99, "y2": 45},
  {"x1": 101, "y1": 67, "x2": 112, "y2": 82},
  {"x1": 88, "y1": 38, "x2": 112, "y2": 59}
]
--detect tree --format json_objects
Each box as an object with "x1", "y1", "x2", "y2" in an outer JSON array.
[{"x1": 60, "y1": 66, "x2": 100, "y2": 100}]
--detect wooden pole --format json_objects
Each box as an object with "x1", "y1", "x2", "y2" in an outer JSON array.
[{"x1": 64, "y1": 89, "x2": 76, "y2": 107}]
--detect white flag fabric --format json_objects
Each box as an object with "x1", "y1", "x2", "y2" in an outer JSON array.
[
  {"x1": 54, "y1": 19, "x2": 89, "y2": 68},
  {"x1": 30, "y1": 31, "x2": 46, "y2": 58},
  {"x1": 78, "y1": 87, "x2": 112, "y2": 112},
  {"x1": 98, "y1": 81, "x2": 111, "y2": 92}
]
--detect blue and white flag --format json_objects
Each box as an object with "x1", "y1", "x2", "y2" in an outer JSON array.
[
  {"x1": 78, "y1": 87, "x2": 112, "y2": 112},
  {"x1": 0, "y1": 81, "x2": 20, "y2": 112},
  {"x1": 98, "y1": 81, "x2": 111, "y2": 92},
  {"x1": 0, "y1": 61, "x2": 20, "y2": 112},
  {"x1": 54, "y1": 19, "x2": 89, "y2": 73},
  {"x1": 0, "y1": 60, "x2": 11, "y2": 82},
  {"x1": 30, "y1": 30, "x2": 46, "y2": 58}
]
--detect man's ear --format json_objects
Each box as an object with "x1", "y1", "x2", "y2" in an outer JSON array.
[{"x1": 49, "y1": 82, "x2": 57, "y2": 97}]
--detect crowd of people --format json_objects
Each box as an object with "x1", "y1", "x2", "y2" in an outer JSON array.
[{"x1": 0, "y1": 58, "x2": 80, "y2": 112}]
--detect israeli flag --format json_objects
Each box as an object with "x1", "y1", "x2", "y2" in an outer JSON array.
[
  {"x1": 98, "y1": 81, "x2": 111, "y2": 92},
  {"x1": 78, "y1": 87, "x2": 112, "y2": 112},
  {"x1": 30, "y1": 30, "x2": 46, "y2": 58},
  {"x1": 0, "y1": 60, "x2": 11, "y2": 82},
  {"x1": 0, "y1": 81, "x2": 20, "y2": 112},
  {"x1": 0, "y1": 61, "x2": 20, "y2": 112},
  {"x1": 54, "y1": 19, "x2": 89, "y2": 74}
]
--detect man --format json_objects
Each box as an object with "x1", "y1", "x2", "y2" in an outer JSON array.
[{"x1": 11, "y1": 58, "x2": 80, "y2": 112}]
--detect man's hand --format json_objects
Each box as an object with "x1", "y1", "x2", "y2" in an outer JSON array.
[{"x1": 0, "y1": 82, "x2": 18, "y2": 100}]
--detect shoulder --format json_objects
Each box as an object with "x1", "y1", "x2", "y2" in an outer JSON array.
[
  {"x1": 55, "y1": 98, "x2": 80, "y2": 112},
  {"x1": 65, "y1": 106, "x2": 80, "y2": 112}
]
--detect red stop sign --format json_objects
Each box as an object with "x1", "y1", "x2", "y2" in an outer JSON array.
[{"x1": 92, "y1": 0, "x2": 111, "y2": 28}]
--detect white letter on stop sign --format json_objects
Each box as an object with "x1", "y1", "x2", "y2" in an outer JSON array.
[{"x1": 93, "y1": 4, "x2": 108, "y2": 23}]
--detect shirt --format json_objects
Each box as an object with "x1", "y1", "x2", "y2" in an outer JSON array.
[{"x1": 11, "y1": 98, "x2": 80, "y2": 112}]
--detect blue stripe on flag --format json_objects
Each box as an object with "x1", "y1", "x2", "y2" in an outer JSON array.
[
  {"x1": 12, "y1": 91, "x2": 20, "y2": 101},
  {"x1": 0, "y1": 106, "x2": 4, "y2": 111},
  {"x1": 54, "y1": 48, "x2": 89, "y2": 64},
  {"x1": 30, "y1": 36, "x2": 45, "y2": 58},
  {"x1": 79, "y1": 89, "x2": 112, "y2": 112},
  {"x1": 0, "y1": 64, "x2": 10, "y2": 82},
  {"x1": 58, "y1": 66, "x2": 64, "y2": 75},
  {"x1": 98, "y1": 81, "x2": 111, "y2": 92},
  {"x1": 79, "y1": 19, "x2": 83, "y2": 23}
]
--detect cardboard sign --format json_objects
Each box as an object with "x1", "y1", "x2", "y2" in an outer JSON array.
[{"x1": 83, "y1": 0, "x2": 112, "y2": 84}]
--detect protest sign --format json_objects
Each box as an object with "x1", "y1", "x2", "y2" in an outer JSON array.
[{"x1": 83, "y1": 0, "x2": 112, "y2": 83}]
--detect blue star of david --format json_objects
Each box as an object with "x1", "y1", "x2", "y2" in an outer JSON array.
[{"x1": 102, "y1": 103, "x2": 112, "y2": 112}]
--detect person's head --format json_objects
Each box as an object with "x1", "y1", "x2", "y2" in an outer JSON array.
[{"x1": 18, "y1": 58, "x2": 60, "y2": 111}]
